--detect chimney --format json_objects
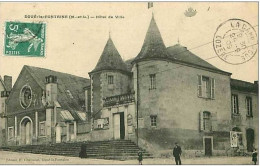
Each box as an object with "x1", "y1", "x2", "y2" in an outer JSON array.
[
  {"x1": 3, "y1": 75, "x2": 12, "y2": 91},
  {"x1": 45, "y1": 75, "x2": 58, "y2": 104}
]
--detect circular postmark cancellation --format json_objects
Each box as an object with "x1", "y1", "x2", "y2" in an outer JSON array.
[{"x1": 213, "y1": 19, "x2": 257, "y2": 65}]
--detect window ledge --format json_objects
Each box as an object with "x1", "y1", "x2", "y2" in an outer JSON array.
[
  {"x1": 198, "y1": 96, "x2": 215, "y2": 100},
  {"x1": 246, "y1": 115, "x2": 253, "y2": 118},
  {"x1": 38, "y1": 135, "x2": 47, "y2": 138},
  {"x1": 232, "y1": 113, "x2": 241, "y2": 116}
]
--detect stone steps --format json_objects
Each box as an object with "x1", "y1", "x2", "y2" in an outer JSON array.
[{"x1": 2, "y1": 140, "x2": 152, "y2": 160}]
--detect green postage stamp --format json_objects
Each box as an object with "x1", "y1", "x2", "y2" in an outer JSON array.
[{"x1": 4, "y1": 21, "x2": 46, "y2": 57}]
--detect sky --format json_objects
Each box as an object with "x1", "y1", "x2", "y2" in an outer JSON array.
[{"x1": 0, "y1": 2, "x2": 258, "y2": 84}]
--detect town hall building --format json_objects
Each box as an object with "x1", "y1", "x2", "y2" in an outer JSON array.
[{"x1": 1, "y1": 15, "x2": 258, "y2": 157}]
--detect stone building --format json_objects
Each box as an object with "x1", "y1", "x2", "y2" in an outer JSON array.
[
  {"x1": 2, "y1": 15, "x2": 258, "y2": 157},
  {"x1": 87, "y1": 15, "x2": 258, "y2": 156},
  {"x1": 230, "y1": 79, "x2": 258, "y2": 152},
  {"x1": 5, "y1": 66, "x2": 89, "y2": 145},
  {"x1": 0, "y1": 75, "x2": 12, "y2": 146}
]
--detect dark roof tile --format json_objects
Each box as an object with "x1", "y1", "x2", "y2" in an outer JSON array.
[
  {"x1": 25, "y1": 65, "x2": 90, "y2": 121},
  {"x1": 91, "y1": 37, "x2": 128, "y2": 73}
]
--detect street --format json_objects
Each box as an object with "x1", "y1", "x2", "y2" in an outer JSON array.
[{"x1": 0, "y1": 150, "x2": 255, "y2": 165}]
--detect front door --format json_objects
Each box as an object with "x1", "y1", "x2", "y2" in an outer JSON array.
[
  {"x1": 205, "y1": 138, "x2": 212, "y2": 156},
  {"x1": 113, "y1": 112, "x2": 125, "y2": 139},
  {"x1": 246, "y1": 128, "x2": 254, "y2": 152},
  {"x1": 120, "y1": 113, "x2": 125, "y2": 139},
  {"x1": 25, "y1": 121, "x2": 31, "y2": 145}
]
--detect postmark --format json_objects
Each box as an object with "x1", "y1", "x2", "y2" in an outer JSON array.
[
  {"x1": 4, "y1": 21, "x2": 46, "y2": 57},
  {"x1": 213, "y1": 19, "x2": 257, "y2": 65}
]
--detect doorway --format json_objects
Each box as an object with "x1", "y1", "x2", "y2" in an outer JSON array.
[
  {"x1": 20, "y1": 117, "x2": 33, "y2": 145},
  {"x1": 113, "y1": 112, "x2": 125, "y2": 139},
  {"x1": 204, "y1": 137, "x2": 213, "y2": 156},
  {"x1": 246, "y1": 128, "x2": 254, "y2": 152}
]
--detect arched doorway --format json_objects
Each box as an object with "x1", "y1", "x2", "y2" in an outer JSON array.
[
  {"x1": 20, "y1": 117, "x2": 33, "y2": 145},
  {"x1": 246, "y1": 128, "x2": 254, "y2": 152}
]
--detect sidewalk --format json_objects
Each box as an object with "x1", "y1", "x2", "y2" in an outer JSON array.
[{"x1": 0, "y1": 150, "x2": 254, "y2": 165}]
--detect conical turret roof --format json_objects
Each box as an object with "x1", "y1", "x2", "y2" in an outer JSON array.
[
  {"x1": 91, "y1": 37, "x2": 128, "y2": 73},
  {"x1": 133, "y1": 15, "x2": 169, "y2": 63}
]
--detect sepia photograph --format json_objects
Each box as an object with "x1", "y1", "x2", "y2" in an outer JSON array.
[{"x1": 0, "y1": 2, "x2": 258, "y2": 165}]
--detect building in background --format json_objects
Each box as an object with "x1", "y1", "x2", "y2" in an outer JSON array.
[
  {"x1": 5, "y1": 66, "x2": 89, "y2": 146},
  {"x1": 230, "y1": 79, "x2": 258, "y2": 152}
]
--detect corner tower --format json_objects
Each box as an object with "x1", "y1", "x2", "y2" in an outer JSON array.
[{"x1": 89, "y1": 35, "x2": 131, "y2": 120}]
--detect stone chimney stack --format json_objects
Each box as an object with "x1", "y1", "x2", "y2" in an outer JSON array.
[
  {"x1": 45, "y1": 75, "x2": 58, "y2": 105},
  {"x1": 3, "y1": 75, "x2": 12, "y2": 91}
]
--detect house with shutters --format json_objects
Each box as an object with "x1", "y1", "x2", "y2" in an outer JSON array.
[
  {"x1": 230, "y1": 79, "x2": 258, "y2": 152},
  {"x1": 5, "y1": 66, "x2": 90, "y2": 146},
  {"x1": 3, "y1": 14, "x2": 258, "y2": 157}
]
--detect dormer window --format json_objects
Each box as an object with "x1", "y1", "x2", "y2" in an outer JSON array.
[
  {"x1": 108, "y1": 75, "x2": 114, "y2": 84},
  {"x1": 66, "y1": 90, "x2": 74, "y2": 99}
]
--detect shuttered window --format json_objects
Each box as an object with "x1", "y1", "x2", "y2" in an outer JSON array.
[
  {"x1": 246, "y1": 97, "x2": 252, "y2": 117},
  {"x1": 197, "y1": 75, "x2": 215, "y2": 99},
  {"x1": 199, "y1": 111, "x2": 212, "y2": 132},
  {"x1": 232, "y1": 94, "x2": 239, "y2": 114}
]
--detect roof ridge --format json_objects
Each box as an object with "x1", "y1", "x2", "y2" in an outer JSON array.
[{"x1": 25, "y1": 65, "x2": 89, "y2": 80}]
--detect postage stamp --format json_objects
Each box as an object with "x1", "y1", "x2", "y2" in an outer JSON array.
[
  {"x1": 4, "y1": 21, "x2": 46, "y2": 57},
  {"x1": 213, "y1": 19, "x2": 257, "y2": 65}
]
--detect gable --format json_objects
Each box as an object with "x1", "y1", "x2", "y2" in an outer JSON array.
[{"x1": 6, "y1": 67, "x2": 44, "y2": 115}]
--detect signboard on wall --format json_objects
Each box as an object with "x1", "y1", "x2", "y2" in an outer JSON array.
[{"x1": 230, "y1": 131, "x2": 243, "y2": 147}]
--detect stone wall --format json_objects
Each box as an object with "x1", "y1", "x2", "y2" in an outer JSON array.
[{"x1": 133, "y1": 60, "x2": 231, "y2": 131}]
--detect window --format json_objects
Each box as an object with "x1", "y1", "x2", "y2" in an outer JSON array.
[
  {"x1": 203, "y1": 112, "x2": 211, "y2": 131},
  {"x1": 232, "y1": 94, "x2": 239, "y2": 114},
  {"x1": 108, "y1": 75, "x2": 114, "y2": 84},
  {"x1": 149, "y1": 74, "x2": 156, "y2": 90},
  {"x1": 246, "y1": 97, "x2": 253, "y2": 117},
  {"x1": 8, "y1": 127, "x2": 14, "y2": 140},
  {"x1": 200, "y1": 111, "x2": 212, "y2": 131},
  {"x1": 39, "y1": 121, "x2": 46, "y2": 136},
  {"x1": 150, "y1": 115, "x2": 157, "y2": 127},
  {"x1": 197, "y1": 75, "x2": 215, "y2": 99},
  {"x1": 66, "y1": 90, "x2": 74, "y2": 99}
]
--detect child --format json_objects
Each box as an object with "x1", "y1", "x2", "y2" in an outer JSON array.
[
  {"x1": 252, "y1": 148, "x2": 257, "y2": 165},
  {"x1": 138, "y1": 150, "x2": 143, "y2": 165}
]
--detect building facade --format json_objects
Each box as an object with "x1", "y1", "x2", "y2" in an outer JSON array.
[
  {"x1": 2, "y1": 15, "x2": 258, "y2": 157},
  {"x1": 5, "y1": 66, "x2": 90, "y2": 146}
]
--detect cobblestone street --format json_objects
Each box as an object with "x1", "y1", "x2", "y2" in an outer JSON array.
[{"x1": 0, "y1": 151, "x2": 255, "y2": 165}]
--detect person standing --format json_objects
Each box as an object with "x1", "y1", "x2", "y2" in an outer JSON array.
[
  {"x1": 252, "y1": 148, "x2": 258, "y2": 165},
  {"x1": 79, "y1": 144, "x2": 87, "y2": 158},
  {"x1": 173, "y1": 142, "x2": 182, "y2": 165},
  {"x1": 138, "y1": 150, "x2": 143, "y2": 165}
]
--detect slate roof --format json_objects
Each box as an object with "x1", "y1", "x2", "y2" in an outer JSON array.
[
  {"x1": 231, "y1": 78, "x2": 258, "y2": 93},
  {"x1": 24, "y1": 65, "x2": 90, "y2": 121},
  {"x1": 90, "y1": 37, "x2": 129, "y2": 74},
  {"x1": 133, "y1": 15, "x2": 169, "y2": 63},
  {"x1": 166, "y1": 44, "x2": 229, "y2": 73}
]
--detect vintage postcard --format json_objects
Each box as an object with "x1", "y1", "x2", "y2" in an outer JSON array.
[{"x1": 0, "y1": 2, "x2": 258, "y2": 165}]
